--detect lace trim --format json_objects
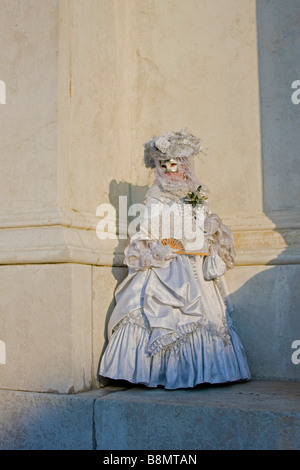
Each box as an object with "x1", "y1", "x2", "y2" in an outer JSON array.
[
  {"x1": 111, "y1": 309, "x2": 231, "y2": 356},
  {"x1": 112, "y1": 308, "x2": 151, "y2": 334},
  {"x1": 147, "y1": 317, "x2": 231, "y2": 356}
]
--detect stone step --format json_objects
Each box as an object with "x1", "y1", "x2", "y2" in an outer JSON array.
[{"x1": 0, "y1": 379, "x2": 299, "y2": 450}]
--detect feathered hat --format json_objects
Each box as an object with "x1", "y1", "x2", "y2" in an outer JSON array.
[{"x1": 143, "y1": 129, "x2": 203, "y2": 169}]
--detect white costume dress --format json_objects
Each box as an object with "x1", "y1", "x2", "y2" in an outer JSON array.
[{"x1": 99, "y1": 181, "x2": 251, "y2": 389}]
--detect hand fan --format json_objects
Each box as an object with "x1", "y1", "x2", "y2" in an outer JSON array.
[{"x1": 161, "y1": 238, "x2": 209, "y2": 256}]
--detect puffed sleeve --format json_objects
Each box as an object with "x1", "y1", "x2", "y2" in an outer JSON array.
[
  {"x1": 204, "y1": 212, "x2": 236, "y2": 270},
  {"x1": 123, "y1": 195, "x2": 178, "y2": 270}
]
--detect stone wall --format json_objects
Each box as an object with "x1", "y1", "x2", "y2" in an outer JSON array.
[{"x1": 0, "y1": 0, "x2": 299, "y2": 395}]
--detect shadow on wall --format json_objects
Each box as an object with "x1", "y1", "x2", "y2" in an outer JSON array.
[
  {"x1": 108, "y1": 179, "x2": 150, "y2": 280},
  {"x1": 228, "y1": 0, "x2": 300, "y2": 382},
  {"x1": 97, "y1": 0, "x2": 300, "y2": 385},
  {"x1": 228, "y1": 220, "x2": 300, "y2": 383},
  {"x1": 97, "y1": 179, "x2": 149, "y2": 385}
]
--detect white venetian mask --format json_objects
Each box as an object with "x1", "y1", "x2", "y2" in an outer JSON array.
[{"x1": 159, "y1": 158, "x2": 178, "y2": 174}]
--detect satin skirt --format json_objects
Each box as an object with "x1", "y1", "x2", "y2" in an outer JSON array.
[{"x1": 99, "y1": 255, "x2": 251, "y2": 389}]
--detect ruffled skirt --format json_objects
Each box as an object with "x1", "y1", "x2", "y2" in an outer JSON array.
[
  {"x1": 100, "y1": 309, "x2": 251, "y2": 389},
  {"x1": 99, "y1": 256, "x2": 251, "y2": 389}
]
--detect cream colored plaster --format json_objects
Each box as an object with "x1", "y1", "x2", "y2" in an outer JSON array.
[
  {"x1": 92, "y1": 265, "x2": 128, "y2": 387},
  {"x1": 1, "y1": 0, "x2": 291, "y2": 266},
  {"x1": 128, "y1": 0, "x2": 263, "y2": 218},
  {"x1": 0, "y1": 264, "x2": 92, "y2": 393},
  {"x1": 58, "y1": 0, "x2": 133, "y2": 216},
  {"x1": 57, "y1": 0, "x2": 262, "y2": 220},
  {"x1": 0, "y1": 0, "x2": 59, "y2": 213}
]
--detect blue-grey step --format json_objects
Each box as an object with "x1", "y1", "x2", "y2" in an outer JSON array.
[
  {"x1": 0, "y1": 380, "x2": 299, "y2": 450},
  {"x1": 95, "y1": 379, "x2": 300, "y2": 450}
]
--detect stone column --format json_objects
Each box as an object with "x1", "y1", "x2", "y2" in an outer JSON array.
[
  {"x1": 0, "y1": 0, "x2": 130, "y2": 393},
  {"x1": 1, "y1": 0, "x2": 299, "y2": 395}
]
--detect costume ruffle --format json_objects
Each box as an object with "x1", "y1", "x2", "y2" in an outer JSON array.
[
  {"x1": 124, "y1": 239, "x2": 176, "y2": 270},
  {"x1": 99, "y1": 183, "x2": 250, "y2": 389},
  {"x1": 100, "y1": 255, "x2": 251, "y2": 389},
  {"x1": 100, "y1": 308, "x2": 250, "y2": 389}
]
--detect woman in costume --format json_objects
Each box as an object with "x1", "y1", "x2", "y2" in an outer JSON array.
[{"x1": 99, "y1": 130, "x2": 251, "y2": 389}]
